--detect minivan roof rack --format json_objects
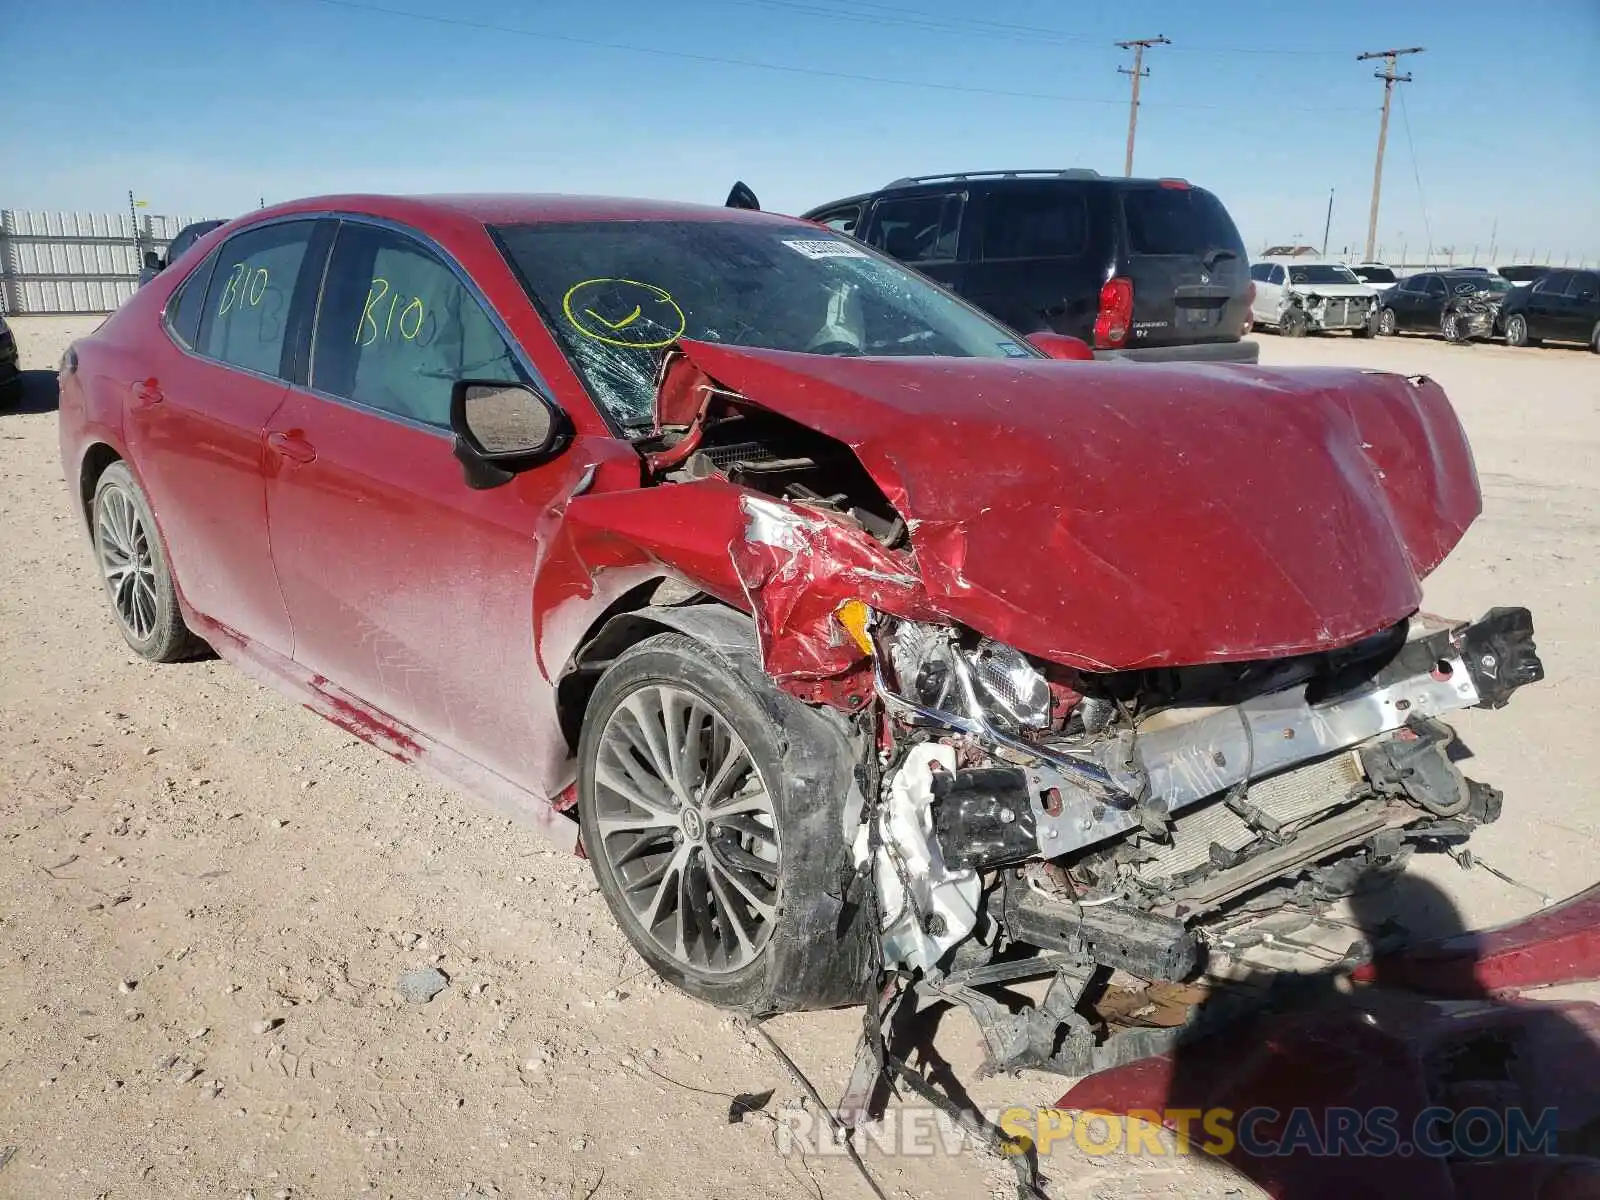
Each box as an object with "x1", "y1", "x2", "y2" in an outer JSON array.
[{"x1": 883, "y1": 168, "x2": 1102, "y2": 187}]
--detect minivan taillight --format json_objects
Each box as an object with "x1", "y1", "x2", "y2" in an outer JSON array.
[{"x1": 1094, "y1": 277, "x2": 1134, "y2": 349}]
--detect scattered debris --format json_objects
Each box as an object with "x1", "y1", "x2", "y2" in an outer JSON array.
[{"x1": 395, "y1": 967, "x2": 449, "y2": 1004}]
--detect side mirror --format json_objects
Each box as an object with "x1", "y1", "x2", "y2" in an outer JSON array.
[
  {"x1": 449, "y1": 380, "x2": 571, "y2": 490},
  {"x1": 1025, "y1": 331, "x2": 1095, "y2": 361}
]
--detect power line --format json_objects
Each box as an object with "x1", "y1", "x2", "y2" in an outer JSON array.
[
  {"x1": 299, "y1": 0, "x2": 1121, "y2": 104},
  {"x1": 1117, "y1": 35, "x2": 1169, "y2": 176},
  {"x1": 1357, "y1": 45, "x2": 1424, "y2": 262},
  {"x1": 1395, "y1": 85, "x2": 1434, "y2": 265},
  {"x1": 291, "y1": 0, "x2": 1371, "y2": 113},
  {"x1": 729, "y1": 0, "x2": 1350, "y2": 56}
]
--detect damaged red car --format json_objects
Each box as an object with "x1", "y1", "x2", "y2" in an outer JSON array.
[{"x1": 58, "y1": 194, "x2": 1544, "y2": 1056}]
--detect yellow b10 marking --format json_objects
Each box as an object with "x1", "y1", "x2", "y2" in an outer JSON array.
[
  {"x1": 218, "y1": 263, "x2": 269, "y2": 316},
  {"x1": 356, "y1": 277, "x2": 426, "y2": 347}
]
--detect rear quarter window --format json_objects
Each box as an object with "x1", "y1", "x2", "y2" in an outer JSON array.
[
  {"x1": 1121, "y1": 187, "x2": 1242, "y2": 257},
  {"x1": 980, "y1": 186, "x2": 1087, "y2": 259},
  {"x1": 165, "y1": 250, "x2": 219, "y2": 350}
]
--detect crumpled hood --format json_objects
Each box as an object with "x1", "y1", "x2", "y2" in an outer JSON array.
[{"x1": 676, "y1": 341, "x2": 1481, "y2": 672}]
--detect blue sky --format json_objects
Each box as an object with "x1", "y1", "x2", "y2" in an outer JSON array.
[{"x1": 5, "y1": 0, "x2": 1597, "y2": 261}]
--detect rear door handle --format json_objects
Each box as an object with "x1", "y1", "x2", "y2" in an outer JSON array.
[
  {"x1": 132, "y1": 379, "x2": 164, "y2": 406},
  {"x1": 266, "y1": 430, "x2": 318, "y2": 464}
]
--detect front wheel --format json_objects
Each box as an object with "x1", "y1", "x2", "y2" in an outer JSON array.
[
  {"x1": 1280, "y1": 308, "x2": 1309, "y2": 338},
  {"x1": 577, "y1": 631, "x2": 872, "y2": 1014},
  {"x1": 1378, "y1": 307, "x2": 1398, "y2": 336},
  {"x1": 1353, "y1": 312, "x2": 1379, "y2": 338},
  {"x1": 1504, "y1": 313, "x2": 1534, "y2": 347},
  {"x1": 1441, "y1": 310, "x2": 1466, "y2": 343}
]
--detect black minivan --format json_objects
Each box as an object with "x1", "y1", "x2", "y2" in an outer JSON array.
[{"x1": 800, "y1": 169, "x2": 1257, "y2": 363}]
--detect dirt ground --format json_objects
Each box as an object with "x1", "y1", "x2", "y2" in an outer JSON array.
[{"x1": 2, "y1": 316, "x2": 1595, "y2": 1200}]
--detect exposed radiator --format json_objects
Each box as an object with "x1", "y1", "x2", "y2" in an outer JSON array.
[{"x1": 1134, "y1": 752, "x2": 1367, "y2": 884}]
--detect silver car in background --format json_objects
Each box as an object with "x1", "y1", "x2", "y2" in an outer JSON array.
[{"x1": 1250, "y1": 258, "x2": 1381, "y2": 337}]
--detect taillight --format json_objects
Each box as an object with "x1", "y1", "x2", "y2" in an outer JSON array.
[{"x1": 1093, "y1": 277, "x2": 1134, "y2": 349}]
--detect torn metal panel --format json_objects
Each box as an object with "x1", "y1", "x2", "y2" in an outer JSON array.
[
  {"x1": 726, "y1": 492, "x2": 940, "y2": 683},
  {"x1": 670, "y1": 339, "x2": 1481, "y2": 672},
  {"x1": 1352, "y1": 886, "x2": 1600, "y2": 998},
  {"x1": 530, "y1": 476, "x2": 753, "y2": 682}
]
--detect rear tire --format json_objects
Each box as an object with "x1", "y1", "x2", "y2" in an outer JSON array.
[
  {"x1": 1504, "y1": 313, "x2": 1534, "y2": 347},
  {"x1": 91, "y1": 462, "x2": 205, "y2": 662},
  {"x1": 1378, "y1": 307, "x2": 1398, "y2": 336},
  {"x1": 1280, "y1": 308, "x2": 1309, "y2": 338},
  {"x1": 577, "y1": 632, "x2": 872, "y2": 1014}
]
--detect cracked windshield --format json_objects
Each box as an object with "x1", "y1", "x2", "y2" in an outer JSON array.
[{"x1": 493, "y1": 219, "x2": 1038, "y2": 426}]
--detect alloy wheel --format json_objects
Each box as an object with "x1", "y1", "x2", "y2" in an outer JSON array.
[
  {"x1": 97, "y1": 484, "x2": 158, "y2": 641},
  {"x1": 1379, "y1": 309, "x2": 1397, "y2": 336},
  {"x1": 591, "y1": 684, "x2": 780, "y2": 974}
]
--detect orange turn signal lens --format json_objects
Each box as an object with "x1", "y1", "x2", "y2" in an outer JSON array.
[{"x1": 835, "y1": 600, "x2": 875, "y2": 655}]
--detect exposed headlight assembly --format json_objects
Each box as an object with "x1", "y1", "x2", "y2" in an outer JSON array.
[{"x1": 838, "y1": 605, "x2": 1134, "y2": 808}]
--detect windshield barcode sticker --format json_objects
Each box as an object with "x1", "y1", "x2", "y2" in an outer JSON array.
[{"x1": 782, "y1": 239, "x2": 868, "y2": 260}]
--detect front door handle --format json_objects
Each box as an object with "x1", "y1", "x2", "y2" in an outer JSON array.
[{"x1": 266, "y1": 430, "x2": 318, "y2": 464}]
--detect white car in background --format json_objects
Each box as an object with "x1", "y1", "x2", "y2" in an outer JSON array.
[
  {"x1": 1350, "y1": 262, "x2": 1400, "y2": 292},
  {"x1": 1249, "y1": 259, "x2": 1381, "y2": 337}
]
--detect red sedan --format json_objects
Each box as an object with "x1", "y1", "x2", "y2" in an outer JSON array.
[{"x1": 59, "y1": 194, "x2": 1540, "y2": 1058}]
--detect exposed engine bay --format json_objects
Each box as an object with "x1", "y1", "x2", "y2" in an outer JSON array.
[
  {"x1": 630, "y1": 339, "x2": 1546, "y2": 1079},
  {"x1": 842, "y1": 604, "x2": 1541, "y2": 1074}
]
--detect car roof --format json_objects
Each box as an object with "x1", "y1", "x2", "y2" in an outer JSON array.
[{"x1": 249, "y1": 193, "x2": 805, "y2": 228}]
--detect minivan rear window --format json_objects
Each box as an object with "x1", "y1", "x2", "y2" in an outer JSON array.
[{"x1": 1121, "y1": 187, "x2": 1242, "y2": 257}]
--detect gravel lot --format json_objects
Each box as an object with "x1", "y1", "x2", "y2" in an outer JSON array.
[{"x1": 2, "y1": 316, "x2": 1595, "y2": 1199}]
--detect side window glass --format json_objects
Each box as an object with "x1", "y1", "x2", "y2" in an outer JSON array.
[
  {"x1": 815, "y1": 206, "x2": 861, "y2": 235},
  {"x1": 867, "y1": 194, "x2": 963, "y2": 263},
  {"x1": 981, "y1": 187, "x2": 1087, "y2": 259},
  {"x1": 166, "y1": 249, "x2": 219, "y2": 350},
  {"x1": 1569, "y1": 273, "x2": 1599, "y2": 299},
  {"x1": 1426, "y1": 277, "x2": 1447, "y2": 296},
  {"x1": 196, "y1": 222, "x2": 314, "y2": 377},
  {"x1": 313, "y1": 223, "x2": 524, "y2": 428},
  {"x1": 1269, "y1": 266, "x2": 1286, "y2": 285},
  {"x1": 1530, "y1": 274, "x2": 1558, "y2": 295},
  {"x1": 1248, "y1": 264, "x2": 1268, "y2": 283}
]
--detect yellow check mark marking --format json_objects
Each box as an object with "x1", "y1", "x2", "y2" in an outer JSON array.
[{"x1": 586, "y1": 305, "x2": 642, "y2": 331}]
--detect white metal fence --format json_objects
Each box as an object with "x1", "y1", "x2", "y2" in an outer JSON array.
[{"x1": 0, "y1": 210, "x2": 218, "y2": 315}]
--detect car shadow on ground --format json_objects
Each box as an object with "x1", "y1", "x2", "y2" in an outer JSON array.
[{"x1": 2, "y1": 370, "x2": 61, "y2": 415}]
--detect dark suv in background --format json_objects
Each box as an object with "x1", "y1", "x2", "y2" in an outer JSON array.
[{"x1": 802, "y1": 169, "x2": 1256, "y2": 362}]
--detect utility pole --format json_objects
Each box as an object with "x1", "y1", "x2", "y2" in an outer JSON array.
[
  {"x1": 1322, "y1": 188, "x2": 1335, "y2": 256},
  {"x1": 1117, "y1": 35, "x2": 1169, "y2": 177},
  {"x1": 1357, "y1": 46, "x2": 1423, "y2": 262}
]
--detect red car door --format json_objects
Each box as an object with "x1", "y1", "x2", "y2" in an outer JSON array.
[
  {"x1": 261, "y1": 219, "x2": 575, "y2": 793},
  {"x1": 127, "y1": 219, "x2": 328, "y2": 655}
]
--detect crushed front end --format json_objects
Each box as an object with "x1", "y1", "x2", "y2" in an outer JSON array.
[
  {"x1": 642, "y1": 341, "x2": 1544, "y2": 1079},
  {"x1": 1288, "y1": 287, "x2": 1378, "y2": 332},
  {"x1": 845, "y1": 604, "x2": 1541, "y2": 1073}
]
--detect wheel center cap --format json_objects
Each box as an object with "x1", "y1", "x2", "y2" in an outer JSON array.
[{"x1": 680, "y1": 808, "x2": 706, "y2": 842}]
